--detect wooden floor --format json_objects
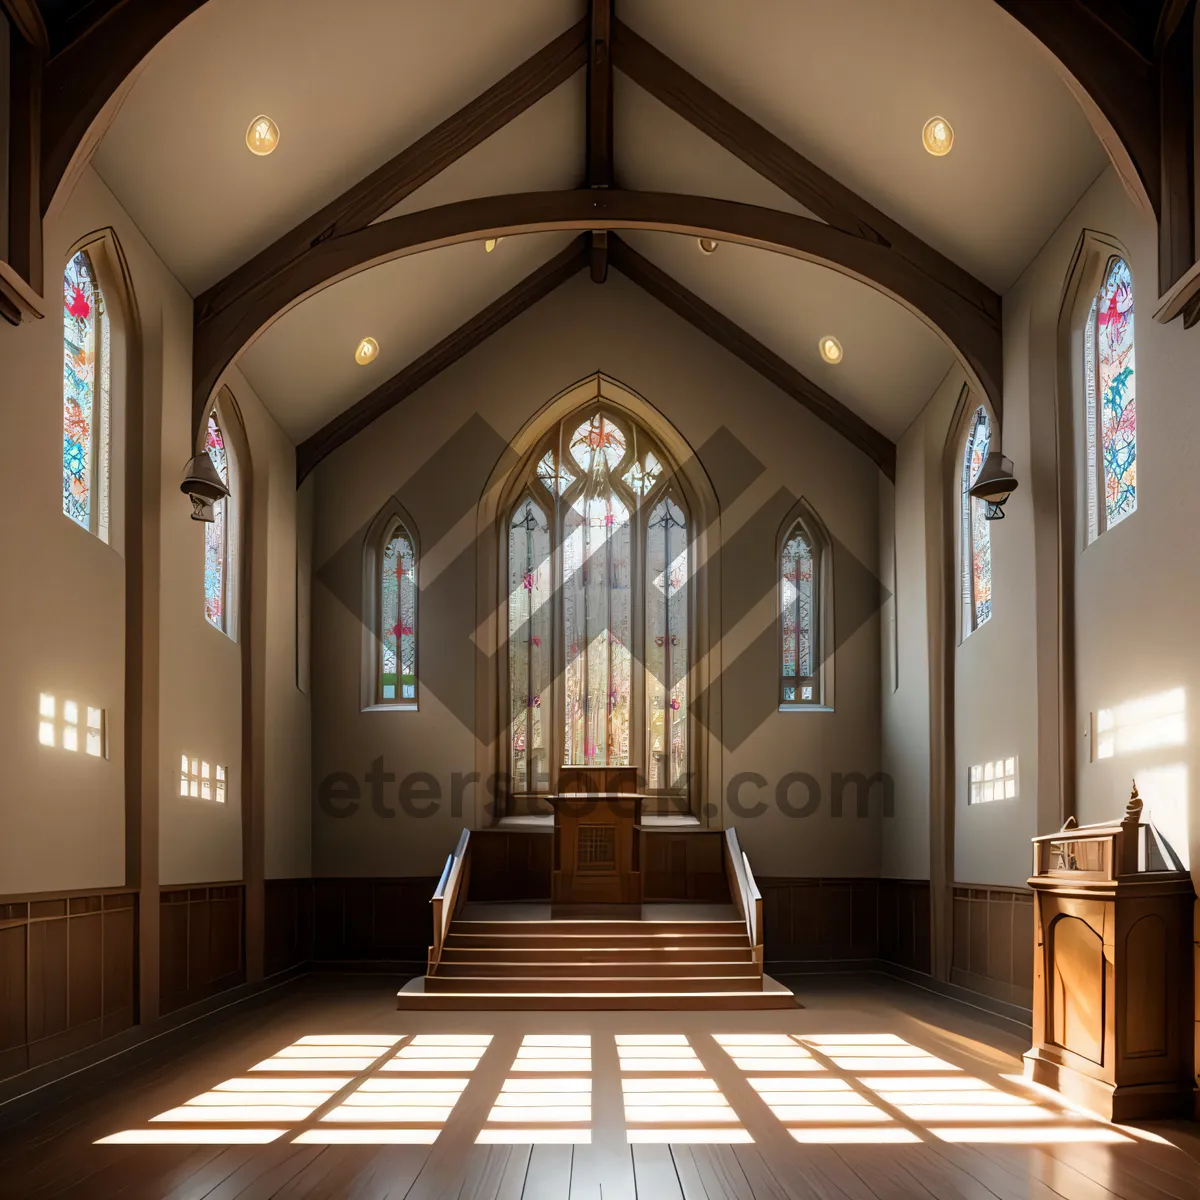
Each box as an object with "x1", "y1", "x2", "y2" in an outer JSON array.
[{"x1": 2, "y1": 973, "x2": 1199, "y2": 1199}]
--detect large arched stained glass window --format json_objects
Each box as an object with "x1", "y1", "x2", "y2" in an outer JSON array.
[
  {"x1": 961, "y1": 406, "x2": 992, "y2": 636},
  {"x1": 379, "y1": 521, "x2": 417, "y2": 703},
  {"x1": 507, "y1": 408, "x2": 689, "y2": 793},
  {"x1": 62, "y1": 249, "x2": 111, "y2": 540},
  {"x1": 1085, "y1": 257, "x2": 1136, "y2": 542},
  {"x1": 203, "y1": 412, "x2": 234, "y2": 634}
]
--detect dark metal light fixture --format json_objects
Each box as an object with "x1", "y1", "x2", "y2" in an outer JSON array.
[
  {"x1": 180, "y1": 452, "x2": 229, "y2": 522},
  {"x1": 969, "y1": 452, "x2": 1019, "y2": 520}
]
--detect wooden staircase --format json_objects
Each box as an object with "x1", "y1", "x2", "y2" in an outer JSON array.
[{"x1": 396, "y1": 830, "x2": 795, "y2": 1011}]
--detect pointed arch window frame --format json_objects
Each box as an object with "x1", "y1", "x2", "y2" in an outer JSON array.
[
  {"x1": 777, "y1": 499, "x2": 834, "y2": 711},
  {"x1": 62, "y1": 245, "x2": 113, "y2": 542},
  {"x1": 202, "y1": 393, "x2": 241, "y2": 641},
  {"x1": 501, "y1": 402, "x2": 693, "y2": 797},
  {"x1": 959, "y1": 403, "x2": 993, "y2": 640},
  {"x1": 362, "y1": 498, "x2": 421, "y2": 711},
  {"x1": 1083, "y1": 254, "x2": 1137, "y2": 544}
]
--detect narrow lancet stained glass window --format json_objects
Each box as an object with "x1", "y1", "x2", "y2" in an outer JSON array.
[
  {"x1": 563, "y1": 414, "x2": 633, "y2": 768},
  {"x1": 62, "y1": 249, "x2": 111, "y2": 539},
  {"x1": 780, "y1": 526, "x2": 816, "y2": 704},
  {"x1": 509, "y1": 497, "x2": 552, "y2": 791},
  {"x1": 646, "y1": 497, "x2": 688, "y2": 788},
  {"x1": 1085, "y1": 257, "x2": 1136, "y2": 542},
  {"x1": 204, "y1": 415, "x2": 231, "y2": 632},
  {"x1": 380, "y1": 523, "x2": 417, "y2": 702},
  {"x1": 961, "y1": 406, "x2": 992, "y2": 635}
]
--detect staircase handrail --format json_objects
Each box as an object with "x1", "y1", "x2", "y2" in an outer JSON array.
[
  {"x1": 429, "y1": 828, "x2": 471, "y2": 972},
  {"x1": 723, "y1": 827, "x2": 762, "y2": 958}
]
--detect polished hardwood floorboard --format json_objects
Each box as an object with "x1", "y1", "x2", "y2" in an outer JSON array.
[{"x1": 1, "y1": 974, "x2": 1198, "y2": 1199}]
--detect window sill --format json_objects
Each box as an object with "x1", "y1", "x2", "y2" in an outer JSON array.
[
  {"x1": 778, "y1": 704, "x2": 834, "y2": 714},
  {"x1": 361, "y1": 703, "x2": 418, "y2": 713}
]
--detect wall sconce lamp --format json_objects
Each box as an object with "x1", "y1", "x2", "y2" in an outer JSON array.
[
  {"x1": 969, "y1": 452, "x2": 1020, "y2": 520},
  {"x1": 180, "y1": 452, "x2": 230, "y2": 521}
]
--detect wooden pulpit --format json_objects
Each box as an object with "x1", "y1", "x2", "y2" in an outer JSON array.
[
  {"x1": 1024, "y1": 786, "x2": 1194, "y2": 1120},
  {"x1": 551, "y1": 767, "x2": 643, "y2": 912}
]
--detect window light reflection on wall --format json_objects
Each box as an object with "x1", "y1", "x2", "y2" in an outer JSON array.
[
  {"x1": 969, "y1": 757, "x2": 1017, "y2": 804},
  {"x1": 1093, "y1": 687, "x2": 1186, "y2": 760},
  {"x1": 38, "y1": 693, "x2": 105, "y2": 756},
  {"x1": 180, "y1": 755, "x2": 227, "y2": 801}
]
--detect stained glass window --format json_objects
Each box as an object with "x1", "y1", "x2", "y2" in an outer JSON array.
[
  {"x1": 780, "y1": 523, "x2": 817, "y2": 704},
  {"x1": 961, "y1": 406, "x2": 992, "y2": 635},
  {"x1": 203, "y1": 413, "x2": 233, "y2": 633},
  {"x1": 646, "y1": 497, "x2": 688, "y2": 788},
  {"x1": 509, "y1": 408, "x2": 689, "y2": 793},
  {"x1": 380, "y1": 521, "x2": 417, "y2": 702},
  {"x1": 62, "y1": 249, "x2": 111, "y2": 539},
  {"x1": 1085, "y1": 257, "x2": 1136, "y2": 542},
  {"x1": 509, "y1": 497, "x2": 552, "y2": 791}
]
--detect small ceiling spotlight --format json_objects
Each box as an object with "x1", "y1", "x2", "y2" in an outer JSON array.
[
  {"x1": 698, "y1": 237, "x2": 719, "y2": 255},
  {"x1": 818, "y1": 335, "x2": 843, "y2": 365},
  {"x1": 485, "y1": 237, "x2": 505, "y2": 253},
  {"x1": 922, "y1": 115, "x2": 954, "y2": 157},
  {"x1": 354, "y1": 337, "x2": 379, "y2": 365},
  {"x1": 246, "y1": 114, "x2": 280, "y2": 156}
]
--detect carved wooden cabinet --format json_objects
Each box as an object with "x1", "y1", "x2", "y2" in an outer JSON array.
[{"x1": 1024, "y1": 791, "x2": 1194, "y2": 1120}]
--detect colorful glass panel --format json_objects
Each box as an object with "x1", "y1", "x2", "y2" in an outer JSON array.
[
  {"x1": 380, "y1": 524, "x2": 417, "y2": 701},
  {"x1": 1085, "y1": 257, "x2": 1136, "y2": 540},
  {"x1": 646, "y1": 497, "x2": 688, "y2": 788},
  {"x1": 62, "y1": 249, "x2": 110, "y2": 537},
  {"x1": 204, "y1": 415, "x2": 230, "y2": 630},
  {"x1": 509, "y1": 497, "x2": 553, "y2": 791},
  {"x1": 961, "y1": 406, "x2": 992, "y2": 633},
  {"x1": 780, "y1": 526, "x2": 815, "y2": 704}
]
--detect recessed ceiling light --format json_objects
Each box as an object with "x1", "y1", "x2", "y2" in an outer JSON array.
[
  {"x1": 355, "y1": 337, "x2": 379, "y2": 365},
  {"x1": 818, "y1": 335, "x2": 843, "y2": 365},
  {"x1": 922, "y1": 115, "x2": 953, "y2": 156},
  {"x1": 698, "y1": 238, "x2": 719, "y2": 255},
  {"x1": 246, "y1": 114, "x2": 280, "y2": 156},
  {"x1": 485, "y1": 237, "x2": 505, "y2": 253}
]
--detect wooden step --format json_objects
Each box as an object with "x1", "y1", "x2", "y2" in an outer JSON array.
[
  {"x1": 452, "y1": 920, "x2": 746, "y2": 937},
  {"x1": 444, "y1": 932, "x2": 750, "y2": 951},
  {"x1": 438, "y1": 945, "x2": 757, "y2": 965},
  {"x1": 425, "y1": 974, "x2": 761, "y2": 994},
  {"x1": 396, "y1": 988, "x2": 796, "y2": 1011},
  {"x1": 433, "y1": 959, "x2": 762, "y2": 979}
]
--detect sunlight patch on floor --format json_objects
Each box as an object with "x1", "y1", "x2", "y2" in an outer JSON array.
[{"x1": 477, "y1": 1035, "x2": 592, "y2": 1144}]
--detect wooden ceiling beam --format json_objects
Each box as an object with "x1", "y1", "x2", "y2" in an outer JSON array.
[
  {"x1": 610, "y1": 18, "x2": 998, "y2": 324},
  {"x1": 193, "y1": 188, "x2": 1003, "y2": 433},
  {"x1": 41, "y1": 0, "x2": 209, "y2": 215},
  {"x1": 587, "y1": 0, "x2": 614, "y2": 188},
  {"x1": 295, "y1": 235, "x2": 590, "y2": 483},
  {"x1": 196, "y1": 17, "x2": 589, "y2": 326},
  {"x1": 609, "y1": 235, "x2": 895, "y2": 479}
]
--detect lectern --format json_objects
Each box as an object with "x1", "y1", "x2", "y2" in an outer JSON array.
[
  {"x1": 1024, "y1": 786, "x2": 1194, "y2": 1120},
  {"x1": 551, "y1": 766, "x2": 643, "y2": 912}
]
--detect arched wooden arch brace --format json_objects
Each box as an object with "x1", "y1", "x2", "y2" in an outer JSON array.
[{"x1": 191, "y1": 187, "x2": 1004, "y2": 436}]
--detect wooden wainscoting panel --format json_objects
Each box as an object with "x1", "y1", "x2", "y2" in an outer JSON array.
[
  {"x1": 0, "y1": 889, "x2": 137, "y2": 1081},
  {"x1": 951, "y1": 883, "x2": 1035, "y2": 1008},
  {"x1": 469, "y1": 830, "x2": 552, "y2": 901},
  {"x1": 264, "y1": 879, "x2": 314, "y2": 976},
  {"x1": 640, "y1": 831, "x2": 727, "y2": 901},
  {"x1": 311, "y1": 878, "x2": 436, "y2": 963},
  {"x1": 159, "y1": 885, "x2": 245, "y2": 1016},
  {"x1": 878, "y1": 879, "x2": 932, "y2": 973},
  {"x1": 759, "y1": 877, "x2": 880, "y2": 964}
]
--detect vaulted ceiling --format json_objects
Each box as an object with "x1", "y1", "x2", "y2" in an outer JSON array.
[{"x1": 81, "y1": 0, "x2": 1111, "y2": 468}]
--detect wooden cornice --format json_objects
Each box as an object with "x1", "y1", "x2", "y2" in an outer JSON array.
[
  {"x1": 193, "y1": 188, "x2": 1003, "y2": 433},
  {"x1": 610, "y1": 18, "x2": 999, "y2": 327},
  {"x1": 196, "y1": 17, "x2": 589, "y2": 326},
  {"x1": 609, "y1": 235, "x2": 895, "y2": 479},
  {"x1": 295, "y1": 235, "x2": 590, "y2": 483}
]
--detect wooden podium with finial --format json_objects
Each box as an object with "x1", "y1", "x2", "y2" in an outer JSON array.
[{"x1": 1024, "y1": 783, "x2": 1194, "y2": 1119}]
